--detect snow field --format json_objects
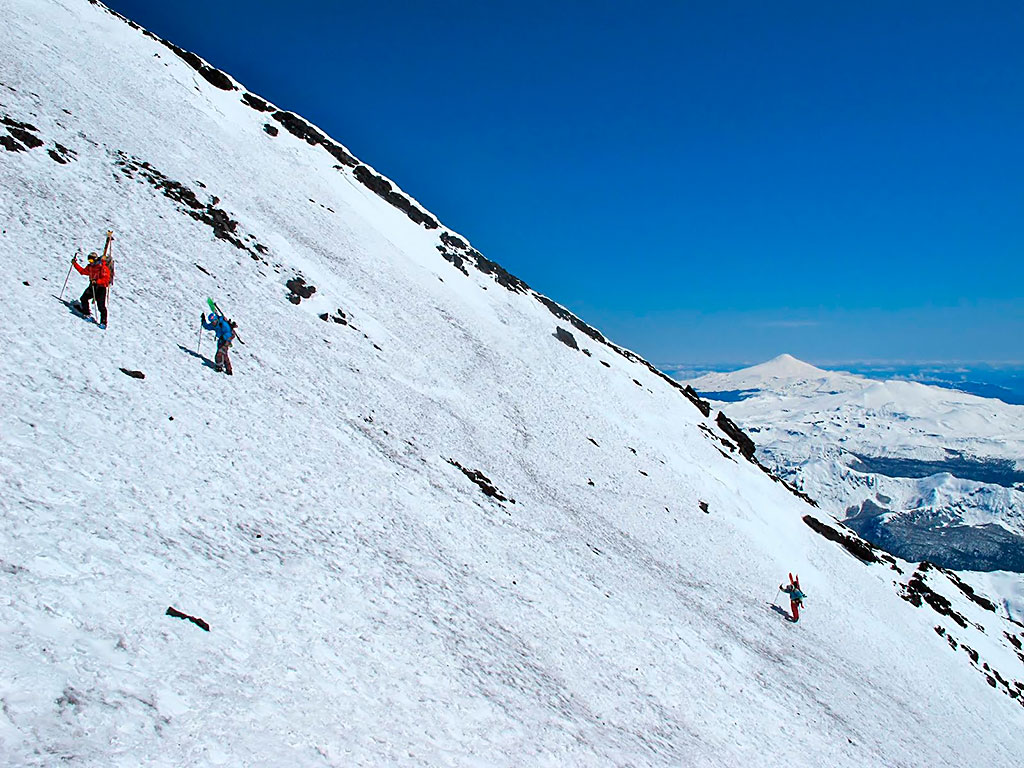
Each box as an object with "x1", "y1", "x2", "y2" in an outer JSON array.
[{"x1": 1, "y1": 2, "x2": 1022, "y2": 766}]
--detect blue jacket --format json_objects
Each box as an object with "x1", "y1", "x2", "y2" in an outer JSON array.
[
  {"x1": 202, "y1": 313, "x2": 234, "y2": 343},
  {"x1": 782, "y1": 585, "x2": 805, "y2": 603}
]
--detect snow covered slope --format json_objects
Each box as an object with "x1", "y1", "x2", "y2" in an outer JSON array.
[
  {"x1": 2, "y1": 3, "x2": 1023, "y2": 766},
  {"x1": 690, "y1": 354, "x2": 1024, "y2": 573}
]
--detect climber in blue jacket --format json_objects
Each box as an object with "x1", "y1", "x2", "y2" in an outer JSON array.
[{"x1": 201, "y1": 311, "x2": 235, "y2": 375}]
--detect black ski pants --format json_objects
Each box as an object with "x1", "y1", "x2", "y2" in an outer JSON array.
[{"x1": 79, "y1": 284, "x2": 108, "y2": 325}]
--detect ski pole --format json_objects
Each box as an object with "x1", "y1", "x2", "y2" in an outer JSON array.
[
  {"x1": 59, "y1": 250, "x2": 80, "y2": 300},
  {"x1": 197, "y1": 325, "x2": 204, "y2": 355},
  {"x1": 772, "y1": 587, "x2": 781, "y2": 606}
]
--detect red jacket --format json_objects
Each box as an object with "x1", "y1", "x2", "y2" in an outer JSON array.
[{"x1": 74, "y1": 259, "x2": 112, "y2": 287}]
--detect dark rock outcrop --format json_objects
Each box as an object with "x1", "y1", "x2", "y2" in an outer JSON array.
[
  {"x1": 319, "y1": 308, "x2": 348, "y2": 325},
  {"x1": 166, "y1": 606, "x2": 210, "y2": 631},
  {"x1": 242, "y1": 92, "x2": 272, "y2": 112},
  {"x1": 447, "y1": 459, "x2": 514, "y2": 504},
  {"x1": 716, "y1": 412, "x2": 755, "y2": 460},
  {"x1": 114, "y1": 152, "x2": 268, "y2": 261},
  {"x1": 802, "y1": 514, "x2": 894, "y2": 566},
  {"x1": 286, "y1": 277, "x2": 316, "y2": 304},
  {"x1": 554, "y1": 327, "x2": 578, "y2": 350},
  {"x1": 353, "y1": 165, "x2": 438, "y2": 229}
]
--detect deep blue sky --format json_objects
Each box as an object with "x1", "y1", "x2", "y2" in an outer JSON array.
[{"x1": 105, "y1": 0, "x2": 1023, "y2": 365}]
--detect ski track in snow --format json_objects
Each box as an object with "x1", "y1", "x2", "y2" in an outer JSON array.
[{"x1": 1, "y1": 2, "x2": 1022, "y2": 766}]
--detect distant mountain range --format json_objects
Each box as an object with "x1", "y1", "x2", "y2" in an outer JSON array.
[
  {"x1": 689, "y1": 355, "x2": 1024, "y2": 573},
  {"x1": 671, "y1": 360, "x2": 1024, "y2": 405}
]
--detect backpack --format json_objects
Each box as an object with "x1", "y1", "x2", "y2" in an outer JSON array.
[{"x1": 103, "y1": 255, "x2": 115, "y2": 286}]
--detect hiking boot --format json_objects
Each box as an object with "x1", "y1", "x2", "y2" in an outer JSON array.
[{"x1": 215, "y1": 364, "x2": 224, "y2": 373}]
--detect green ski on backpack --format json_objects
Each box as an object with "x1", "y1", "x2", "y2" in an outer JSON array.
[{"x1": 207, "y1": 298, "x2": 244, "y2": 344}]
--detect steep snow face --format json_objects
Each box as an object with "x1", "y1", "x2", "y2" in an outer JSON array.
[
  {"x1": 2, "y1": 2, "x2": 1024, "y2": 766},
  {"x1": 690, "y1": 357, "x2": 1024, "y2": 573}
]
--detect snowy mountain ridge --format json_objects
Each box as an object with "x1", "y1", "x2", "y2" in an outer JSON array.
[
  {"x1": 690, "y1": 356, "x2": 1024, "y2": 574},
  {"x1": 2, "y1": 2, "x2": 1023, "y2": 765}
]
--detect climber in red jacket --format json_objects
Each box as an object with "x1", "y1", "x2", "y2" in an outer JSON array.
[{"x1": 71, "y1": 232, "x2": 114, "y2": 328}]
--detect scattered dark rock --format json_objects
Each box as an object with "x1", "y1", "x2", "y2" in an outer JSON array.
[
  {"x1": 8, "y1": 126, "x2": 43, "y2": 149},
  {"x1": 318, "y1": 308, "x2": 348, "y2": 325},
  {"x1": 195, "y1": 263, "x2": 212, "y2": 276},
  {"x1": 0, "y1": 134, "x2": 24, "y2": 152},
  {"x1": 1, "y1": 115, "x2": 50, "y2": 154},
  {"x1": 52, "y1": 142, "x2": 76, "y2": 162},
  {"x1": 286, "y1": 277, "x2": 316, "y2": 304},
  {"x1": 699, "y1": 501, "x2": 709, "y2": 514},
  {"x1": 441, "y1": 232, "x2": 468, "y2": 250},
  {"x1": 22, "y1": 281, "x2": 29, "y2": 286},
  {"x1": 633, "y1": 379, "x2": 642, "y2": 387},
  {"x1": 446, "y1": 458, "x2": 514, "y2": 504},
  {"x1": 119, "y1": 368, "x2": 145, "y2": 379},
  {"x1": 267, "y1": 109, "x2": 358, "y2": 170},
  {"x1": 898, "y1": 563, "x2": 971, "y2": 628},
  {"x1": 535, "y1": 294, "x2": 604, "y2": 342},
  {"x1": 684, "y1": 385, "x2": 712, "y2": 417},
  {"x1": 242, "y1": 92, "x2": 272, "y2": 112},
  {"x1": 273, "y1": 110, "x2": 325, "y2": 145},
  {"x1": 554, "y1": 326, "x2": 578, "y2": 350},
  {"x1": 587, "y1": 479, "x2": 595, "y2": 486},
  {"x1": 939, "y1": 567, "x2": 998, "y2": 613},
  {"x1": 263, "y1": 124, "x2": 278, "y2": 136},
  {"x1": 166, "y1": 606, "x2": 210, "y2": 631},
  {"x1": 1, "y1": 115, "x2": 37, "y2": 132},
  {"x1": 587, "y1": 437, "x2": 600, "y2": 447},
  {"x1": 961, "y1": 642, "x2": 979, "y2": 663},
  {"x1": 711, "y1": 409, "x2": 815, "y2": 505},
  {"x1": 638, "y1": 470, "x2": 648, "y2": 476},
  {"x1": 114, "y1": 152, "x2": 268, "y2": 260},
  {"x1": 600, "y1": 360, "x2": 610, "y2": 368}
]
